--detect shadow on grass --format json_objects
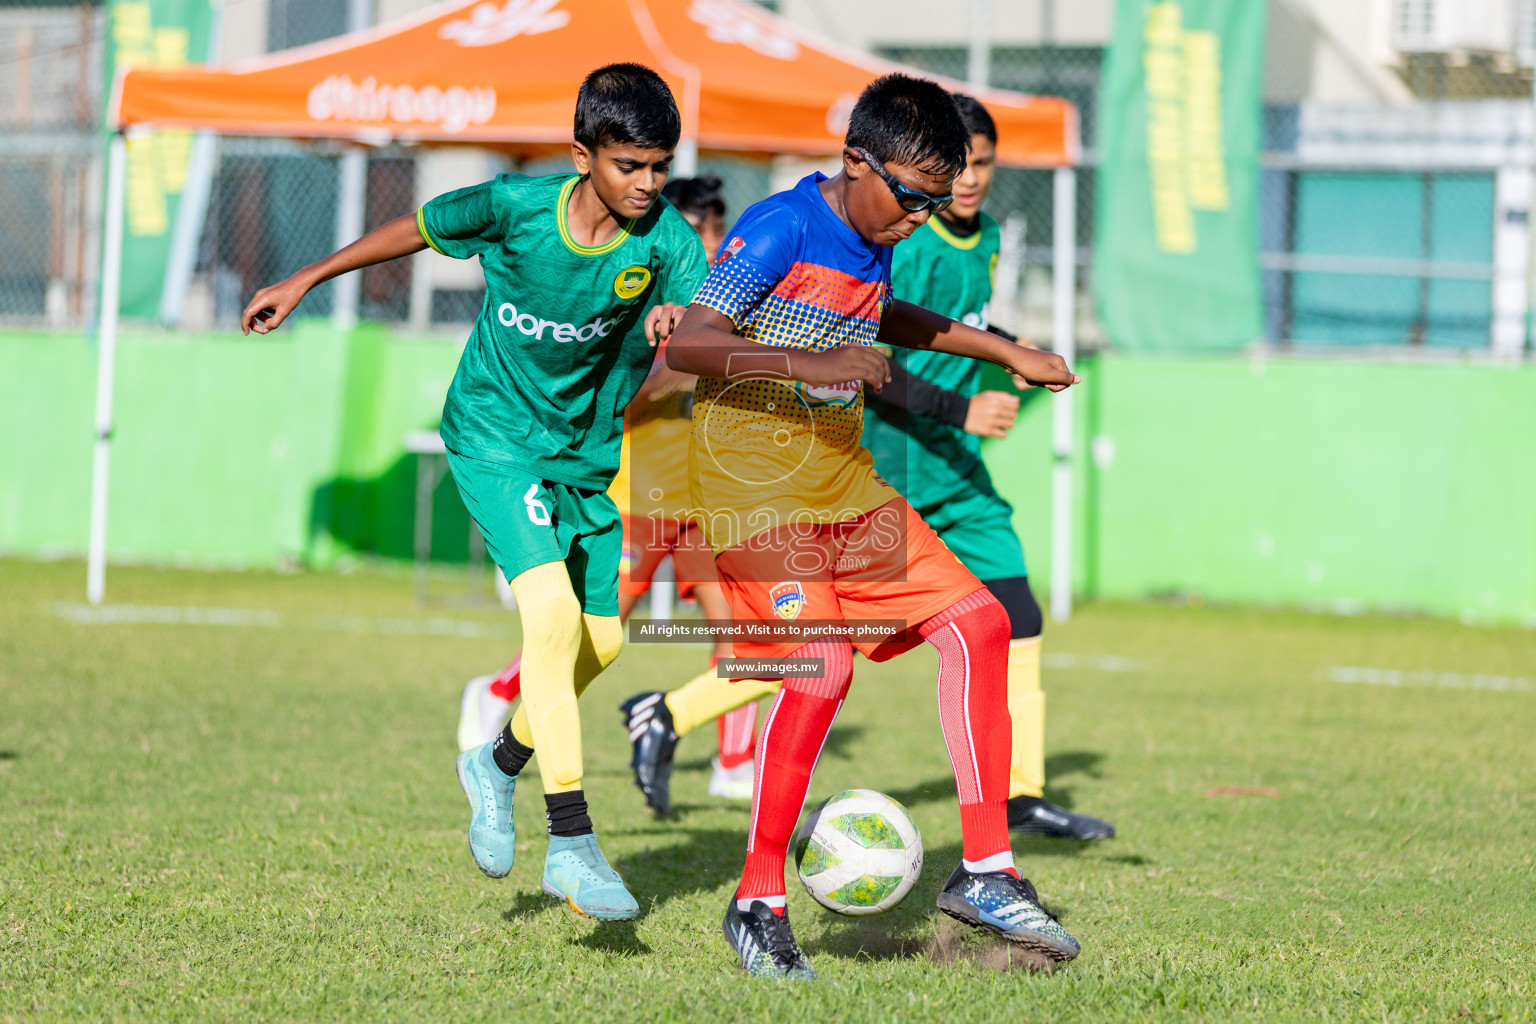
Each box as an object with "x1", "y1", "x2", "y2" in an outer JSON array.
[
  {"x1": 881, "y1": 750, "x2": 1111, "y2": 814},
  {"x1": 611, "y1": 827, "x2": 744, "y2": 917},
  {"x1": 820, "y1": 723, "x2": 866, "y2": 761},
  {"x1": 882, "y1": 776, "x2": 957, "y2": 810},
  {"x1": 801, "y1": 839, "x2": 967, "y2": 962},
  {"x1": 0, "y1": 750, "x2": 16, "y2": 760},
  {"x1": 498, "y1": 888, "x2": 654, "y2": 953},
  {"x1": 1045, "y1": 749, "x2": 1107, "y2": 781},
  {"x1": 500, "y1": 890, "x2": 557, "y2": 921},
  {"x1": 575, "y1": 919, "x2": 652, "y2": 955}
]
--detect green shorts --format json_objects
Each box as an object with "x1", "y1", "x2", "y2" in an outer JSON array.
[
  {"x1": 915, "y1": 470, "x2": 1028, "y2": 583},
  {"x1": 446, "y1": 448, "x2": 623, "y2": 616}
]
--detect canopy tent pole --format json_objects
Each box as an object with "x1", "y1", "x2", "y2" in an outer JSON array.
[
  {"x1": 968, "y1": 0, "x2": 991, "y2": 88},
  {"x1": 673, "y1": 137, "x2": 698, "y2": 178},
  {"x1": 1049, "y1": 165, "x2": 1077, "y2": 623},
  {"x1": 158, "y1": 130, "x2": 217, "y2": 325},
  {"x1": 331, "y1": 146, "x2": 367, "y2": 331},
  {"x1": 87, "y1": 132, "x2": 127, "y2": 605},
  {"x1": 331, "y1": 0, "x2": 374, "y2": 331}
]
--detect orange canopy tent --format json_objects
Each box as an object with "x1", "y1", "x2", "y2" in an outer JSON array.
[
  {"x1": 109, "y1": 0, "x2": 1077, "y2": 166},
  {"x1": 88, "y1": 0, "x2": 1085, "y2": 607}
]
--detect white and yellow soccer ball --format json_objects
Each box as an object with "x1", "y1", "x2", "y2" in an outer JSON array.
[{"x1": 793, "y1": 788, "x2": 923, "y2": 916}]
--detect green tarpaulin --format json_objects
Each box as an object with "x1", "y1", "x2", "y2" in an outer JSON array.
[
  {"x1": 105, "y1": 0, "x2": 214, "y2": 320},
  {"x1": 1093, "y1": 0, "x2": 1265, "y2": 350}
]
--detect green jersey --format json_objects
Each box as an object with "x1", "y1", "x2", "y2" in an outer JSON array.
[
  {"x1": 864, "y1": 212, "x2": 1000, "y2": 507},
  {"x1": 418, "y1": 173, "x2": 708, "y2": 489}
]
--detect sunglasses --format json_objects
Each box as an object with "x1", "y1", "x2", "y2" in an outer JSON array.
[{"x1": 854, "y1": 147, "x2": 955, "y2": 214}]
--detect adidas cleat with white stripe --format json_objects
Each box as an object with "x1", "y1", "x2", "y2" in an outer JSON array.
[
  {"x1": 935, "y1": 864, "x2": 1081, "y2": 964},
  {"x1": 722, "y1": 898, "x2": 817, "y2": 981}
]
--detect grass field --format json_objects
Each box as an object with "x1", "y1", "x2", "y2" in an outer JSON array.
[{"x1": 2, "y1": 558, "x2": 1533, "y2": 1022}]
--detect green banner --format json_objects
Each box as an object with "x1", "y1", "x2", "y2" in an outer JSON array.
[
  {"x1": 106, "y1": 0, "x2": 214, "y2": 320},
  {"x1": 1092, "y1": 0, "x2": 1264, "y2": 350}
]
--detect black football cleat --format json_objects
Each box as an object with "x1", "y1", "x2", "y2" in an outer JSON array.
[
  {"x1": 1007, "y1": 796, "x2": 1116, "y2": 840},
  {"x1": 619, "y1": 691, "x2": 679, "y2": 817},
  {"x1": 722, "y1": 897, "x2": 817, "y2": 980}
]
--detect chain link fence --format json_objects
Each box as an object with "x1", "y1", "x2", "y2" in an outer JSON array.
[
  {"x1": 0, "y1": 4, "x2": 104, "y2": 327},
  {"x1": 876, "y1": 45, "x2": 1104, "y2": 349},
  {"x1": 1259, "y1": 98, "x2": 1523, "y2": 353}
]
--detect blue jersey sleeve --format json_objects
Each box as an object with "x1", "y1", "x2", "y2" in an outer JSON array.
[{"x1": 692, "y1": 202, "x2": 797, "y2": 329}]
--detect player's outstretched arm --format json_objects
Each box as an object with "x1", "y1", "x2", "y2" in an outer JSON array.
[
  {"x1": 878, "y1": 298, "x2": 1079, "y2": 392},
  {"x1": 240, "y1": 214, "x2": 428, "y2": 335},
  {"x1": 869, "y1": 360, "x2": 1019, "y2": 438},
  {"x1": 666, "y1": 304, "x2": 892, "y2": 392}
]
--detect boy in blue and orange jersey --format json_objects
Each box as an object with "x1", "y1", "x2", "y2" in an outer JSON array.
[{"x1": 667, "y1": 74, "x2": 1083, "y2": 980}]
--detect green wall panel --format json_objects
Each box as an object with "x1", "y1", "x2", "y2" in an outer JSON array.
[
  {"x1": 1087, "y1": 355, "x2": 1535, "y2": 622},
  {"x1": 3, "y1": 334, "x2": 1532, "y2": 623}
]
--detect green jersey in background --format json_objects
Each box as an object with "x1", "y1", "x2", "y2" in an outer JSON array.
[
  {"x1": 864, "y1": 213, "x2": 1001, "y2": 508},
  {"x1": 418, "y1": 174, "x2": 708, "y2": 489}
]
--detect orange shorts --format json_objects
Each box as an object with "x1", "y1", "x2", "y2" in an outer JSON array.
[
  {"x1": 619, "y1": 514, "x2": 718, "y2": 598},
  {"x1": 714, "y1": 498, "x2": 985, "y2": 661}
]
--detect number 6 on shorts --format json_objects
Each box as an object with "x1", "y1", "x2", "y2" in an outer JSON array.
[{"x1": 524, "y1": 483, "x2": 551, "y2": 526}]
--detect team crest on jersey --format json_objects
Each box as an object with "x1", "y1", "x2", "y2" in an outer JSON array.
[
  {"x1": 721, "y1": 236, "x2": 746, "y2": 261},
  {"x1": 614, "y1": 265, "x2": 653, "y2": 300},
  {"x1": 769, "y1": 581, "x2": 805, "y2": 620},
  {"x1": 795, "y1": 379, "x2": 861, "y2": 409}
]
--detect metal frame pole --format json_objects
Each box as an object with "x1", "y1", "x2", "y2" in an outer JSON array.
[
  {"x1": 968, "y1": 0, "x2": 991, "y2": 87},
  {"x1": 331, "y1": 146, "x2": 367, "y2": 331},
  {"x1": 1049, "y1": 165, "x2": 1078, "y2": 622},
  {"x1": 87, "y1": 132, "x2": 127, "y2": 605},
  {"x1": 330, "y1": 0, "x2": 373, "y2": 332}
]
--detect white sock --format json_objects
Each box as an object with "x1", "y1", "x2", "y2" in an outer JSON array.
[
  {"x1": 737, "y1": 893, "x2": 786, "y2": 913},
  {"x1": 962, "y1": 851, "x2": 1017, "y2": 875}
]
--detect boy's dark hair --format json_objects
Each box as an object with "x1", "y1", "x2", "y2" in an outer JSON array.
[
  {"x1": 574, "y1": 63, "x2": 681, "y2": 152},
  {"x1": 661, "y1": 176, "x2": 726, "y2": 219},
  {"x1": 951, "y1": 93, "x2": 998, "y2": 145},
  {"x1": 845, "y1": 73, "x2": 970, "y2": 176}
]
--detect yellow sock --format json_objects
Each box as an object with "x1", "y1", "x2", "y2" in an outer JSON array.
[
  {"x1": 504, "y1": 562, "x2": 585, "y2": 793},
  {"x1": 509, "y1": 608, "x2": 623, "y2": 791},
  {"x1": 664, "y1": 669, "x2": 781, "y2": 736},
  {"x1": 1007, "y1": 636, "x2": 1046, "y2": 800}
]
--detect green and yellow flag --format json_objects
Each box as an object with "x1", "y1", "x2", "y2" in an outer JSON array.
[
  {"x1": 1093, "y1": 0, "x2": 1264, "y2": 350},
  {"x1": 106, "y1": 0, "x2": 214, "y2": 320}
]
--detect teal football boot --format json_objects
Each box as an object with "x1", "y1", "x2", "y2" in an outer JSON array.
[
  {"x1": 455, "y1": 742, "x2": 517, "y2": 878},
  {"x1": 541, "y1": 834, "x2": 640, "y2": 920}
]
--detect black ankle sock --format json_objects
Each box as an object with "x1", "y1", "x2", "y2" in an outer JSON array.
[
  {"x1": 545, "y1": 790, "x2": 595, "y2": 837},
  {"x1": 491, "y1": 725, "x2": 533, "y2": 778},
  {"x1": 1009, "y1": 794, "x2": 1044, "y2": 810}
]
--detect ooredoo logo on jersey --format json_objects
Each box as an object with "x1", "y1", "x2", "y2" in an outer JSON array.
[{"x1": 497, "y1": 301, "x2": 618, "y2": 343}]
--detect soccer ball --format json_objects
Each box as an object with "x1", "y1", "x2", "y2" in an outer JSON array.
[{"x1": 793, "y1": 788, "x2": 923, "y2": 916}]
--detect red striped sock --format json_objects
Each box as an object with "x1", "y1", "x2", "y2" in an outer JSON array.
[
  {"x1": 717, "y1": 704, "x2": 758, "y2": 769},
  {"x1": 920, "y1": 590, "x2": 1017, "y2": 876},
  {"x1": 736, "y1": 642, "x2": 853, "y2": 910},
  {"x1": 487, "y1": 655, "x2": 521, "y2": 702}
]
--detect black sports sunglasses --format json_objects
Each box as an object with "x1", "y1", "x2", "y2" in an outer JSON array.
[{"x1": 853, "y1": 147, "x2": 955, "y2": 214}]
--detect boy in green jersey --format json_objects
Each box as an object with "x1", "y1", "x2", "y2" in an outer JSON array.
[
  {"x1": 863, "y1": 94, "x2": 1114, "y2": 840},
  {"x1": 240, "y1": 64, "x2": 710, "y2": 920}
]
